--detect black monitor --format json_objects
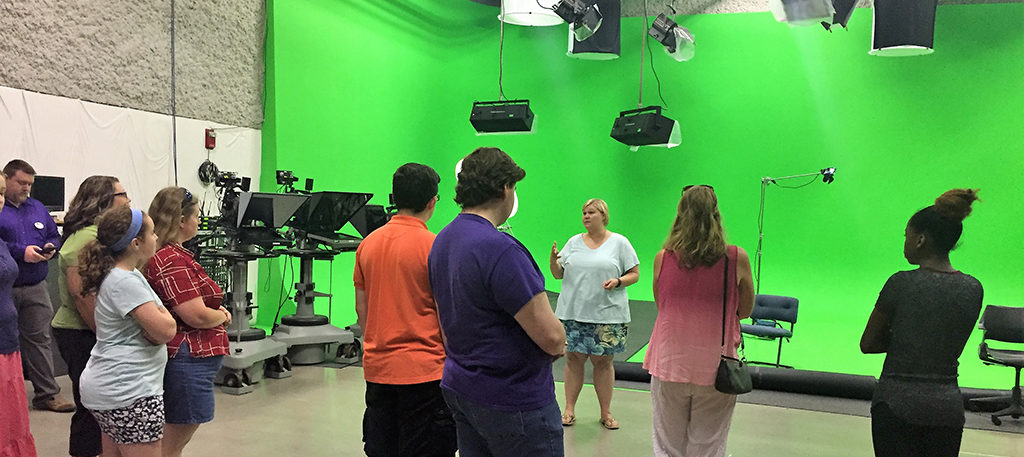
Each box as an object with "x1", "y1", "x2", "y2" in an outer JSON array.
[
  {"x1": 349, "y1": 204, "x2": 391, "y2": 238},
  {"x1": 289, "y1": 192, "x2": 373, "y2": 238},
  {"x1": 31, "y1": 175, "x2": 65, "y2": 211},
  {"x1": 235, "y1": 192, "x2": 309, "y2": 229}
]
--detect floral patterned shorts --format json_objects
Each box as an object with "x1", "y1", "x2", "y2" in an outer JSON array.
[
  {"x1": 562, "y1": 319, "x2": 628, "y2": 356},
  {"x1": 90, "y1": 395, "x2": 164, "y2": 444}
]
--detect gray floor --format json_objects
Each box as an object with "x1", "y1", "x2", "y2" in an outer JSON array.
[{"x1": 27, "y1": 366, "x2": 1024, "y2": 457}]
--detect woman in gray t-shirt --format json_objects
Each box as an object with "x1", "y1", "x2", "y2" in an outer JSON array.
[
  {"x1": 77, "y1": 206, "x2": 177, "y2": 457},
  {"x1": 550, "y1": 199, "x2": 639, "y2": 430},
  {"x1": 860, "y1": 189, "x2": 983, "y2": 457}
]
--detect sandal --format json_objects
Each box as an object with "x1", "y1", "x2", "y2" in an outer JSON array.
[
  {"x1": 561, "y1": 412, "x2": 576, "y2": 426},
  {"x1": 600, "y1": 417, "x2": 620, "y2": 430}
]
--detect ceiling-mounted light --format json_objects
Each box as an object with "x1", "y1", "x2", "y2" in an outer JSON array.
[
  {"x1": 568, "y1": 0, "x2": 620, "y2": 60},
  {"x1": 770, "y1": 0, "x2": 835, "y2": 27},
  {"x1": 610, "y1": 106, "x2": 681, "y2": 151},
  {"x1": 821, "y1": 0, "x2": 856, "y2": 31},
  {"x1": 648, "y1": 13, "x2": 695, "y2": 62},
  {"x1": 470, "y1": 100, "x2": 535, "y2": 134},
  {"x1": 871, "y1": 0, "x2": 937, "y2": 56},
  {"x1": 499, "y1": 0, "x2": 564, "y2": 26},
  {"x1": 553, "y1": 0, "x2": 603, "y2": 41}
]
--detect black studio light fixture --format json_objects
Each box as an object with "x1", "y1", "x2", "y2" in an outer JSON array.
[
  {"x1": 553, "y1": 0, "x2": 603, "y2": 41},
  {"x1": 568, "y1": 0, "x2": 620, "y2": 59},
  {"x1": 648, "y1": 13, "x2": 696, "y2": 62},
  {"x1": 870, "y1": 0, "x2": 938, "y2": 56},
  {"x1": 470, "y1": 100, "x2": 535, "y2": 134},
  {"x1": 821, "y1": 0, "x2": 857, "y2": 31},
  {"x1": 610, "y1": 106, "x2": 680, "y2": 151}
]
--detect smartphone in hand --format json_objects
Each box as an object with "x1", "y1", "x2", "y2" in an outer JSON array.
[{"x1": 36, "y1": 246, "x2": 56, "y2": 255}]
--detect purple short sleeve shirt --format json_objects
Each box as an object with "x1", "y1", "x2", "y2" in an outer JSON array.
[{"x1": 428, "y1": 214, "x2": 552, "y2": 411}]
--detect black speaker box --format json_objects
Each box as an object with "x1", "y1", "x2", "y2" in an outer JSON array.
[{"x1": 470, "y1": 100, "x2": 534, "y2": 133}]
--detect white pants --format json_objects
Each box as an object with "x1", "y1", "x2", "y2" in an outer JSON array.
[{"x1": 651, "y1": 377, "x2": 737, "y2": 457}]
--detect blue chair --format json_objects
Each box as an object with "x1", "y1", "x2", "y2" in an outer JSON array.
[
  {"x1": 740, "y1": 294, "x2": 799, "y2": 368},
  {"x1": 970, "y1": 305, "x2": 1024, "y2": 426}
]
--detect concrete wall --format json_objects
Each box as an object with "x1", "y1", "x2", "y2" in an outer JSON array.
[{"x1": 0, "y1": 0, "x2": 264, "y2": 129}]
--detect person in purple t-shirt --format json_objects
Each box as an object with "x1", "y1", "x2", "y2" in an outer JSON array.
[
  {"x1": 429, "y1": 147, "x2": 567, "y2": 457},
  {"x1": 0, "y1": 159, "x2": 74, "y2": 413}
]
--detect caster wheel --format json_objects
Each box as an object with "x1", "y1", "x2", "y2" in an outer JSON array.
[
  {"x1": 339, "y1": 340, "x2": 362, "y2": 359},
  {"x1": 224, "y1": 372, "x2": 243, "y2": 388},
  {"x1": 1012, "y1": 414, "x2": 1020, "y2": 419},
  {"x1": 280, "y1": 355, "x2": 292, "y2": 371},
  {"x1": 991, "y1": 416, "x2": 1001, "y2": 426}
]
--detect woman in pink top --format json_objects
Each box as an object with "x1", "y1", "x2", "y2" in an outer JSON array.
[{"x1": 644, "y1": 185, "x2": 754, "y2": 457}]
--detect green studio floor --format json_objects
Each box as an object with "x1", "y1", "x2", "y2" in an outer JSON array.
[{"x1": 28, "y1": 366, "x2": 1023, "y2": 457}]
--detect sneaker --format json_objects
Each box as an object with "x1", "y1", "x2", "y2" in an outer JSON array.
[{"x1": 35, "y1": 395, "x2": 76, "y2": 413}]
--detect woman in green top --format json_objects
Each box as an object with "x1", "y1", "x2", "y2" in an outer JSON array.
[{"x1": 52, "y1": 176, "x2": 130, "y2": 457}]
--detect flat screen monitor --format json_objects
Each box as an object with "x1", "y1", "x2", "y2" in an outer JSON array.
[
  {"x1": 31, "y1": 175, "x2": 65, "y2": 211},
  {"x1": 235, "y1": 192, "x2": 309, "y2": 229},
  {"x1": 289, "y1": 192, "x2": 373, "y2": 237},
  {"x1": 349, "y1": 204, "x2": 391, "y2": 238}
]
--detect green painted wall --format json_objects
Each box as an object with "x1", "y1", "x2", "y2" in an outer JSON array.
[{"x1": 263, "y1": 1, "x2": 1024, "y2": 389}]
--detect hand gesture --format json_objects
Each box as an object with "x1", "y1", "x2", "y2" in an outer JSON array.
[
  {"x1": 24, "y1": 245, "x2": 47, "y2": 263},
  {"x1": 550, "y1": 241, "x2": 560, "y2": 262},
  {"x1": 602, "y1": 278, "x2": 619, "y2": 290},
  {"x1": 219, "y1": 307, "x2": 233, "y2": 326}
]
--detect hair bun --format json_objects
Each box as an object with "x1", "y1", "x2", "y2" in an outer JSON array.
[{"x1": 934, "y1": 188, "x2": 980, "y2": 221}]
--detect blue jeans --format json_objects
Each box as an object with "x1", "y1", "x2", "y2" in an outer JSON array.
[
  {"x1": 441, "y1": 388, "x2": 563, "y2": 457},
  {"x1": 163, "y1": 342, "x2": 223, "y2": 424}
]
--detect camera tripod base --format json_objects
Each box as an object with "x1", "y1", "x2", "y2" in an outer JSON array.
[
  {"x1": 272, "y1": 322, "x2": 355, "y2": 365},
  {"x1": 215, "y1": 338, "x2": 291, "y2": 394}
]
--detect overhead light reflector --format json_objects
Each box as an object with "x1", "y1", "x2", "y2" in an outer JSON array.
[
  {"x1": 499, "y1": 0, "x2": 564, "y2": 26},
  {"x1": 648, "y1": 13, "x2": 695, "y2": 62},
  {"x1": 770, "y1": 0, "x2": 835, "y2": 27},
  {"x1": 610, "y1": 106, "x2": 681, "y2": 151},
  {"x1": 870, "y1": 0, "x2": 938, "y2": 56}
]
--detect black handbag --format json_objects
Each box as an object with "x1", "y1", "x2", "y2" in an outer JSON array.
[{"x1": 714, "y1": 251, "x2": 753, "y2": 395}]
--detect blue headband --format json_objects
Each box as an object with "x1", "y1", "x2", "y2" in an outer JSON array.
[{"x1": 110, "y1": 209, "x2": 144, "y2": 252}]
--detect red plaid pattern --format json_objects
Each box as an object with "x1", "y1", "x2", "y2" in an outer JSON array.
[{"x1": 144, "y1": 243, "x2": 228, "y2": 358}]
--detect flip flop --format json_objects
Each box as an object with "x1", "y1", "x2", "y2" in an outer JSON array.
[
  {"x1": 600, "y1": 417, "x2": 620, "y2": 430},
  {"x1": 561, "y1": 412, "x2": 576, "y2": 426}
]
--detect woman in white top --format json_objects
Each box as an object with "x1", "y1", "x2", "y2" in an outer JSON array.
[
  {"x1": 550, "y1": 199, "x2": 640, "y2": 430},
  {"x1": 77, "y1": 206, "x2": 177, "y2": 457}
]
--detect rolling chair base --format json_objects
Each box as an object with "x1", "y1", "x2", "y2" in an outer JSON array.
[{"x1": 970, "y1": 385, "x2": 1023, "y2": 426}]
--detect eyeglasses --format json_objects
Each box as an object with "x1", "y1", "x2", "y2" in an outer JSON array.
[
  {"x1": 181, "y1": 188, "x2": 193, "y2": 208},
  {"x1": 683, "y1": 184, "x2": 714, "y2": 193},
  {"x1": 113, "y1": 191, "x2": 128, "y2": 198}
]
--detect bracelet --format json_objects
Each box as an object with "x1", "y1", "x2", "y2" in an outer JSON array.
[{"x1": 615, "y1": 278, "x2": 622, "y2": 288}]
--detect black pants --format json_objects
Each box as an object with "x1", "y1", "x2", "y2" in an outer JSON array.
[
  {"x1": 53, "y1": 328, "x2": 102, "y2": 457},
  {"x1": 363, "y1": 380, "x2": 457, "y2": 457},
  {"x1": 871, "y1": 402, "x2": 963, "y2": 457}
]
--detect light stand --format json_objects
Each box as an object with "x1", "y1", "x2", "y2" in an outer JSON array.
[{"x1": 755, "y1": 167, "x2": 835, "y2": 293}]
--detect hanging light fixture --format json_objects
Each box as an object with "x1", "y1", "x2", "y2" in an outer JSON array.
[
  {"x1": 499, "y1": 0, "x2": 564, "y2": 26},
  {"x1": 769, "y1": 0, "x2": 835, "y2": 27},
  {"x1": 568, "y1": 0, "x2": 620, "y2": 59},
  {"x1": 648, "y1": 13, "x2": 695, "y2": 62},
  {"x1": 870, "y1": 0, "x2": 938, "y2": 56},
  {"x1": 553, "y1": 0, "x2": 603, "y2": 41}
]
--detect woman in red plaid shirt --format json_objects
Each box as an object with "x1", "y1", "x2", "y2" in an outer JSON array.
[{"x1": 144, "y1": 187, "x2": 231, "y2": 457}]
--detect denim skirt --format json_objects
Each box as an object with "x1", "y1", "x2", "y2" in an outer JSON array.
[{"x1": 164, "y1": 342, "x2": 224, "y2": 424}]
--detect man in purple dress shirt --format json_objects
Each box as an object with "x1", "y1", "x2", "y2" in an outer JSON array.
[{"x1": 0, "y1": 159, "x2": 73, "y2": 412}]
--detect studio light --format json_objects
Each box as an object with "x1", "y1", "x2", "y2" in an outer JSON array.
[
  {"x1": 470, "y1": 100, "x2": 535, "y2": 134},
  {"x1": 822, "y1": 167, "x2": 836, "y2": 183},
  {"x1": 821, "y1": 0, "x2": 857, "y2": 31},
  {"x1": 610, "y1": 106, "x2": 681, "y2": 151},
  {"x1": 648, "y1": 13, "x2": 696, "y2": 62},
  {"x1": 770, "y1": 0, "x2": 835, "y2": 27},
  {"x1": 554, "y1": 0, "x2": 603, "y2": 41},
  {"x1": 568, "y1": 0, "x2": 620, "y2": 59},
  {"x1": 871, "y1": 0, "x2": 938, "y2": 56},
  {"x1": 499, "y1": 0, "x2": 564, "y2": 26}
]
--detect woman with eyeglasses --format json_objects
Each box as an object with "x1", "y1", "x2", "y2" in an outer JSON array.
[
  {"x1": 52, "y1": 175, "x2": 131, "y2": 457},
  {"x1": 143, "y1": 187, "x2": 230, "y2": 457},
  {"x1": 645, "y1": 185, "x2": 754, "y2": 457},
  {"x1": 549, "y1": 198, "x2": 639, "y2": 430}
]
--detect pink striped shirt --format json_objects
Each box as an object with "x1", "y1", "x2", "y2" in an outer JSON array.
[{"x1": 644, "y1": 246, "x2": 740, "y2": 386}]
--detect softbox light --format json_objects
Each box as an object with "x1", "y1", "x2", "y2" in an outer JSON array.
[
  {"x1": 770, "y1": 0, "x2": 835, "y2": 27},
  {"x1": 499, "y1": 0, "x2": 564, "y2": 26},
  {"x1": 610, "y1": 106, "x2": 681, "y2": 151},
  {"x1": 821, "y1": 0, "x2": 857, "y2": 31},
  {"x1": 568, "y1": 0, "x2": 620, "y2": 60},
  {"x1": 871, "y1": 0, "x2": 938, "y2": 56}
]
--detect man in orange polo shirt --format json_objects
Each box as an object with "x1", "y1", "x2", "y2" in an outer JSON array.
[{"x1": 353, "y1": 162, "x2": 454, "y2": 457}]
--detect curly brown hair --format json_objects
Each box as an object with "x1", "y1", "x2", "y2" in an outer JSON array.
[
  {"x1": 78, "y1": 206, "x2": 146, "y2": 295},
  {"x1": 62, "y1": 176, "x2": 120, "y2": 242},
  {"x1": 454, "y1": 147, "x2": 525, "y2": 208}
]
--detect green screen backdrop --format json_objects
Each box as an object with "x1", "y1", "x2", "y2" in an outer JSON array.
[{"x1": 262, "y1": 1, "x2": 1024, "y2": 389}]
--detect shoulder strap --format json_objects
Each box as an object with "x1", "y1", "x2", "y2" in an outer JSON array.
[{"x1": 720, "y1": 251, "x2": 729, "y2": 348}]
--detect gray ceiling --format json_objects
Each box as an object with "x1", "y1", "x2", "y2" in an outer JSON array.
[{"x1": 479, "y1": 0, "x2": 1024, "y2": 16}]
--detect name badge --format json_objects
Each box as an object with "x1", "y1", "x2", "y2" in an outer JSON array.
[{"x1": 34, "y1": 222, "x2": 44, "y2": 230}]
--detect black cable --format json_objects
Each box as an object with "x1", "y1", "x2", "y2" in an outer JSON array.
[
  {"x1": 755, "y1": 182, "x2": 766, "y2": 294},
  {"x1": 773, "y1": 175, "x2": 820, "y2": 189},
  {"x1": 498, "y1": 2, "x2": 507, "y2": 101},
  {"x1": 643, "y1": 0, "x2": 668, "y2": 108},
  {"x1": 271, "y1": 256, "x2": 293, "y2": 333},
  {"x1": 170, "y1": 0, "x2": 178, "y2": 185}
]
